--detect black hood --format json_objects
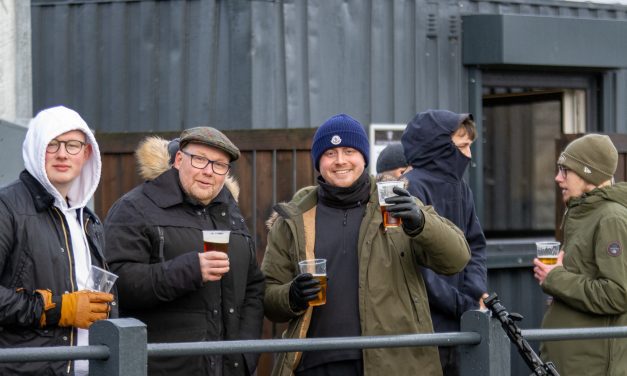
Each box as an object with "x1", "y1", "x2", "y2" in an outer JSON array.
[{"x1": 401, "y1": 109, "x2": 472, "y2": 180}]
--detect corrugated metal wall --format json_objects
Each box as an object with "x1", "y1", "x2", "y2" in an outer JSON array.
[{"x1": 32, "y1": 0, "x2": 627, "y2": 133}]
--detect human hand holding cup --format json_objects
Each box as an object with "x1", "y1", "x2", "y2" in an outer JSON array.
[
  {"x1": 376, "y1": 181, "x2": 405, "y2": 228},
  {"x1": 297, "y1": 259, "x2": 327, "y2": 307},
  {"x1": 200, "y1": 230, "x2": 231, "y2": 282}
]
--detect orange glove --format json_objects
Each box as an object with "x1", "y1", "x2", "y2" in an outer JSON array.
[
  {"x1": 59, "y1": 290, "x2": 114, "y2": 329},
  {"x1": 35, "y1": 289, "x2": 57, "y2": 328}
]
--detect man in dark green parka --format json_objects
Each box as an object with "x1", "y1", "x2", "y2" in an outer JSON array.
[
  {"x1": 533, "y1": 134, "x2": 627, "y2": 376},
  {"x1": 262, "y1": 114, "x2": 471, "y2": 376}
]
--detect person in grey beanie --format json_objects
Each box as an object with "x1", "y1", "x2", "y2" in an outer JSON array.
[
  {"x1": 262, "y1": 113, "x2": 471, "y2": 376},
  {"x1": 376, "y1": 143, "x2": 410, "y2": 180},
  {"x1": 533, "y1": 134, "x2": 627, "y2": 375}
]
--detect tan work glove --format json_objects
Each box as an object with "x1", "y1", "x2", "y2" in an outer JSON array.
[{"x1": 59, "y1": 290, "x2": 114, "y2": 329}]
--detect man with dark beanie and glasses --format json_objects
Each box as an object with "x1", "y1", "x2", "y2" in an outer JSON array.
[{"x1": 262, "y1": 113, "x2": 471, "y2": 376}]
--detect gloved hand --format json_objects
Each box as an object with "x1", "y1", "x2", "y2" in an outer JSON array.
[
  {"x1": 59, "y1": 290, "x2": 114, "y2": 329},
  {"x1": 289, "y1": 273, "x2": 321, "y2": 312},
  {"x1": 385, "y1": 186, "x2": 425, "y2": 235}
]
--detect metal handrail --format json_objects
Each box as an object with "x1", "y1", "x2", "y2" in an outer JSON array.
[
  {"x1": 0, "y1": 344, "x2": 109, "y2": 362},
  {"x1": 2, "y1": 322, "x2": 627, "y2": 368},
  {"x1": 147, "y1": 332, "x2": 481, "y2": 357},
  {"x1": 523, "y1": 326, "x2": 627, "y2": 341}
]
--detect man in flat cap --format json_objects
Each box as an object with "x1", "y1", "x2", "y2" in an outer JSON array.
[
  {"x1": 104, "y1": 127, "x2": 264, "y2": 376},
  {"x1": 533, "y1": 134, "x2": 627, "y2": 375}
]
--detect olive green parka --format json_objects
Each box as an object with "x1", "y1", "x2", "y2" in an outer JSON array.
[
  {"x1": 541, "y1": 182, "x2": 627, "y2": 376},
  {"x1": 261, "y1": 176, "x2": 471, "y2": 376}
]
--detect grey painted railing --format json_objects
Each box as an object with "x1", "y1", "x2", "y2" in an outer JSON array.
[{"x1": 2, "y1": 312, "x2": 627, "y2": 376}]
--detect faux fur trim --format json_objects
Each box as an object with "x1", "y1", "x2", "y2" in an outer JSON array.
[
  {"x1": 136, "y1": 137, "x2": 171, "y2": 181},
  {"x1": 135, "y1": 136, "x2": 240, "y2": 201},
  {"x1": 266, "y1": 211, "x2": 280, "y2": 229}
]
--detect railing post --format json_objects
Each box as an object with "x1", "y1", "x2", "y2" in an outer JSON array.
[
  {"x1": 459, "y1": 310, "x2": 510, "y2": 376},
  {"x1": 89, "y1": 318, "x2": 147, "y2": 376}
]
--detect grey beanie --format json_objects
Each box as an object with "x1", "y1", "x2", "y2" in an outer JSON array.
[
  {"x1": 376, "y1": 143, "x2": 407, "y2": 173},
  {"x1": 558, "y1": 134, "x2": 617, "y2": 185}
]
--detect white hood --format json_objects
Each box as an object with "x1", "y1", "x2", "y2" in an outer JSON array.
[{"x1": 22, "y1": 106, "x2": 101, "y2": 209}]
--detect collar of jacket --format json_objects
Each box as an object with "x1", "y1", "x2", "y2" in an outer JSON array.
[
  {"x1": 19, "y1": 169, "x2": 101, "y2": 226},
  {"x1": 273, "y1": 175, "x2": 378, "y2": 221},
  {"x1": 20, "y1": 170, "x2": 55, "y2": 212},
  {"x1": 144, "y1": 168, "x2": 234, "y2": 209}
]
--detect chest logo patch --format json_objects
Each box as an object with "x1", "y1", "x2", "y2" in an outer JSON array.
[
  {"x1": 608, "y1": 241, "x2": 622, "y2": 257},
  {"x1": 330, "y1": 135, "x2": 342, "y2": 145}
]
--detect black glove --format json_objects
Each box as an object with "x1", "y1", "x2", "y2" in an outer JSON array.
[
  {"x1": 289, "y1": 273, "x2": 321, "y2": 312},
  {"x1": 385, "y1": 186, "x2": 425, "y2": 235}
]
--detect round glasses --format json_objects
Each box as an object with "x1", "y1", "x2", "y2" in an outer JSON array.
[
  {"x1": 180, "y1": 150, "x2": 231, "y2": 175},
  {"x1": 46, "y1": 139, "x2": 86, "y2": 155},
  {"x1": 557, "y1": 165, "x2": 570, "y2": 179}
]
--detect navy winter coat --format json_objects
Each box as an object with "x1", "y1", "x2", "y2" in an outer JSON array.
[{"x1": 401, "y1": 110, "x2": 487, "y2": 332}]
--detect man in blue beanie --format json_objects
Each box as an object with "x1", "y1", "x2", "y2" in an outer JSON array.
[
  {"x1": 401, "y1": 109, "x2": 488, "y2": 376},
  {"x1": 262, "y1": 113, "x2": 471, "y2": 375}
]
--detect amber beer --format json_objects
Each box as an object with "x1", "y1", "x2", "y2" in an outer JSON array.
[
  {"x1": 298, "y1": 258, "x2": 327, "y2": 307},
  {"x1": 538, "y1": 256, "x2": 558, "y2": 265},
  {"x1": 380, "y1": 205, "x2": 401, "y2": 228},
  {"x1": 202, "y1": 231, "x2": 230, "y2": 253},
  {"x1": 376, "y1": 181, "x2": 405, "y2": 229},
  {"x1": 310, "y1": 274, "x2": 328, "y2": 306},
  {"x1": 536, "y1": 241, "x2": 560, "y2": 266}
]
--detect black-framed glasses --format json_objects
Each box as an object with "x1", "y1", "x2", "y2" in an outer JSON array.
[
  {"x1": 558, "y1": 165, "x2": 570, "y2": 179},
  {"x1": 46, "y1": 139, "x2": 86, "y2": 155},
  {"x1": 180, "y1": 150, "x2": 231, "y2": 175}
]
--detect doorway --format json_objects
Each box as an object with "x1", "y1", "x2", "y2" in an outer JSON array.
[{"x1": 478, "y1": 70, "x2": 600, "y2": 237}]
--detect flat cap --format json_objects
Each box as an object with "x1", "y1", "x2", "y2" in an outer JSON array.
[{"x1": 179, "y1": 127, "x2": 240, "y2": 161}]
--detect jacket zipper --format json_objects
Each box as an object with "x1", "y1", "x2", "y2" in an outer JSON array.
[{"x1": 52, "y1": 207, "x2": 76, "y2": 374}]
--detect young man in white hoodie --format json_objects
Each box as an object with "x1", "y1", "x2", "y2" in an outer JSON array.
[{"x1": 0, "y1": 106, "x2": 114, "y2": 375}]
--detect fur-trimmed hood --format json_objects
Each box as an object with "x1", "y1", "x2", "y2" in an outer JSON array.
[{"x1": 135, "y1": 136, "x2": 240, "y2": 201}]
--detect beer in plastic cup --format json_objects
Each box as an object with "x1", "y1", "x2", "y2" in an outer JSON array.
[
  {"x1": 536, "y1": 241, "x2": 561, "y2": 265},
  {"x1": 203, "y1": 230, "x2": 230, "y2": 253},
  {"x1": 376, "y1": 181, "x2": 405, "y2": 228},
  {"x1": 298, "y1": 259, "x2": 327, "y2": 306},
  {"x1": 86, "y1": 265, "x2": 118, "y2": 293}
]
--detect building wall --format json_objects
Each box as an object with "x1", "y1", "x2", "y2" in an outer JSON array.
[
  {"x1": 31, "y1": 0, "x2": 627, "y2": 133},
  {"x1": 1, "y1": 0, "x2": 32, "y2": 125}
]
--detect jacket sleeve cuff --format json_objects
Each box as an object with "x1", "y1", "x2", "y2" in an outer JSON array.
[{"x1": 46, "y1": 296, "x2": 63, "y2": 326}]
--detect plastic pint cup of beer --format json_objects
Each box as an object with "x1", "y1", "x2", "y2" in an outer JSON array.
[
  {"x1": 203, "y1": 230, "x2": 231, "y2": 253},
  {"x1": 86, "y1": 265, "x2": 118, "y2": 293},
  {"x1": 376, "y1": 181, "x2": 405, "y2": 228},
  {"x1": 298, "y1": 259, "x2": 327, "y2": 307},
  {"x1": 536, "y1": 241, "x2": 561, "y2": 265}
]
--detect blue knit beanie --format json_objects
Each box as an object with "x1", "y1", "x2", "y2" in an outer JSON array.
[{"x1": 311, "y1": 114, "x2": 370, "y2": 171}]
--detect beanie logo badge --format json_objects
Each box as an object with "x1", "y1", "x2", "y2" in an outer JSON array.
[
  {"x1": 331, "y1": 135, "x2": 342, "y2": 145},
  {"x1": 583, "y1": 166, "x2": 592, "y2": 174}
]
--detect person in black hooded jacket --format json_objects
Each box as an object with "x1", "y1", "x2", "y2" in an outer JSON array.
[
  {"x1": 104, "y1": 128, "x2": 264, "y2": 376},
  {"x1": 401, "y1": 109, "x2": 488, "y2": 376}
]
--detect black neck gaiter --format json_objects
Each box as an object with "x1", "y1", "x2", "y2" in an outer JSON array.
[{"x1": 317, "y1": 171, "x2": 371, "y2": 209}]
